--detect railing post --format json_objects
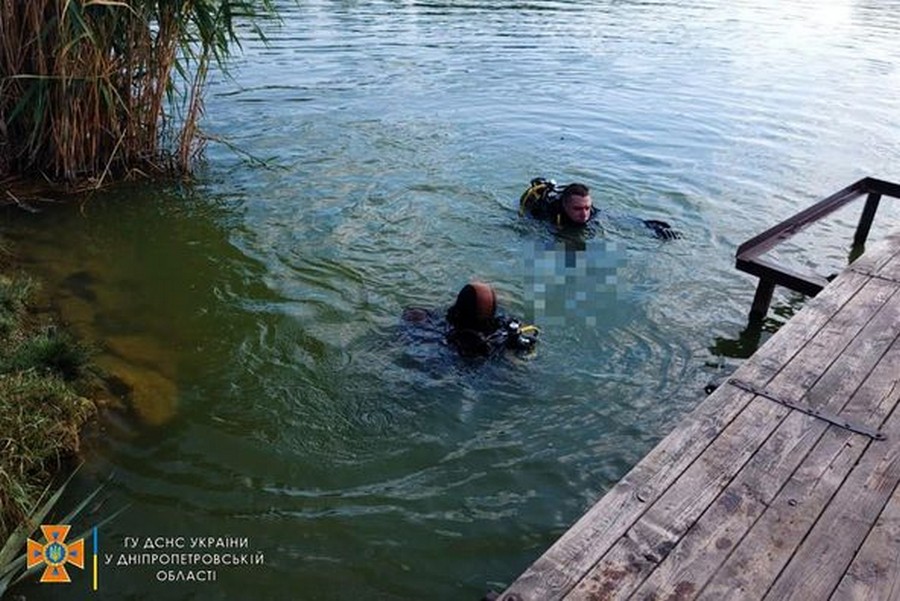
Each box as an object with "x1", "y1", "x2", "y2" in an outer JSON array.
[
  {"x1": 749, "y1": 278, "x2": 776, "y2": 321},
  {"x1": 853, "y1": 192, "x2": 881, "y2": 248}
]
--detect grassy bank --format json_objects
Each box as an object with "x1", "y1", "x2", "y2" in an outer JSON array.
[{"x1": 0, "y1": 265, "x2": 98, "y2": 549}]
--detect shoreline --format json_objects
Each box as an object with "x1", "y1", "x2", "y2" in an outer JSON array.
[{"x1": 0, "y1": 243, "x2": 107, "y2": 567}]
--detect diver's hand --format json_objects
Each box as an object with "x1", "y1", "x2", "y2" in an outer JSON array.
[{"x1": 643, "y1": 219, "x2": 682, "y2": 240}]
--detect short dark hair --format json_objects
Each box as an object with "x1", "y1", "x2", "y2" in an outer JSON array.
[{"x1": 560, "y1": 183, "x2": 590, "y2": 206}]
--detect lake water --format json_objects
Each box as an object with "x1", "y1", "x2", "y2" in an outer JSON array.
[{"x1": 5, "y1": 0, "x2": 900, "y2": 599}]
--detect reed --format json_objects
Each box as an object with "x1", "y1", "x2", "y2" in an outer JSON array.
[{"x1": 0, "y1": 1, "x2": 275, "y2": 185}]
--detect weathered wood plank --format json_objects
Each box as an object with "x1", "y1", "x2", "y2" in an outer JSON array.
[
  {"x1": 620, "y1": 280, "x2": 900, "y2": 601},
  {"x1": 564, "y1": 278, "x2": 900, "y2": 601},
  {"x1": 498, "y1": 270, "x2": 874, "y2": 601},
  {"x1": 831, "y1": 481, "x2": 900, "y2": 601},
  {"x1": 703, "y1": 429, "x2": 862, "y2": 601},
  {"x1": 851, "y1": 230, "x2": 900, "y2": 278},
  {"x1": 873, "y1": 245, "x2": 900, "y2": 282},
  {"x1": 688, "y1": 341, "x2": 900, "y2": 599},
  {"x1": 564, "y1": 399, "x2": 790, "y2": 601},
  {"x1": 761, "y1": 366, "x2": 900, "y2": 600},
  {"x1": 496, "y1": 386, "x2": 756, "y2": 601},
  {"x1": 692, "y1": 294, "x2": 900, "y2": 600}
]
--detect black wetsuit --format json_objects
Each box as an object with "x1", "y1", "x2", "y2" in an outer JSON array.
[
  {"x1": 521, "y1": 179, "x2": 681, "y2": 240},
  {"x1": 402, "y1": 308, "x2": 538, "y2": 358},
  {"x1": 447, "y1": 315, "x2": 538, "y2": 357}
]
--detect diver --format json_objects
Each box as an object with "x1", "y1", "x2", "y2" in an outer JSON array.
[
  {"x1": 519, "y1": 178, "x2": 682, "y2": 240},
  {"x1": 402, "y1": 281, "x2": 539, "y2": 358}
]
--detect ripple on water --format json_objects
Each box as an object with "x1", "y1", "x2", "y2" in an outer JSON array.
[{"x1": 11, "y1": 1, "x2": 900, "y2": 600}]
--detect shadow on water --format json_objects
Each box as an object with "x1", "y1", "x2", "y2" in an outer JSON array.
[
  {"x1": 709, "y1": 292, "x2": 808, "y2": 360},
  {"x1": 712, "y1": 230, "x2": 872, "y2": 362}
]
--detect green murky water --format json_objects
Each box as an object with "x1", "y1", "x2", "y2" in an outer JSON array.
[{"x1": 4, "y1": 1, "x2": 900, "y2": 599}]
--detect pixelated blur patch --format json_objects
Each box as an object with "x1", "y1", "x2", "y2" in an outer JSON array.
[{"x1": 523, "y1": 241, "x2": 628, "y2": 327}]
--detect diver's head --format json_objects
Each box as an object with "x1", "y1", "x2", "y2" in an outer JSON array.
[
  {"x1": 560, "y1": 183, "x2": 592, "y2": 224},
  {"x1": 447, "y1": 281, "x2": 497, "y2": 332}
]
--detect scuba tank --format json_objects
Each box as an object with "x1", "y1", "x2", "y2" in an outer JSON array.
[
  {"x1": 501, "y1": 319, "x2": 539, "y2": 351},
  {"x1": 485, "y1": 317, "x2": 540, "y2": 353},
  {"x1": 519, "y1": 177, "x2": 558, "y2": 216},
  {"x1": 448, "y1": 317, "x2": 540, "y2": 357}
]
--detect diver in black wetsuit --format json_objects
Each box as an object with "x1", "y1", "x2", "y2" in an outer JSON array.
[
  {"x1": 520, "y1": 178, "x2": 682, "y2": 240},
  {"x1": 402, "y1": 282, "x2": 539, "y2": 358}
]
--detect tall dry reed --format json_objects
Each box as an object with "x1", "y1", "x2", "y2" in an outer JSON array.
[{"x1": 0, "y1": 1, "x2": 274, "y2": 186}]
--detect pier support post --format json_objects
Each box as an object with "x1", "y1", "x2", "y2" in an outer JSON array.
[
  {"x1": 749, "y1": 278, "x2": 775, "y2": 321},
  {"x1": 853, "y1": 192, "x2": 881, "y2": 248}
]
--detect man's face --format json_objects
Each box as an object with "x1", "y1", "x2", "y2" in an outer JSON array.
[{"x1": 564, "y1": 194, "x2": 593, "y2": 224}]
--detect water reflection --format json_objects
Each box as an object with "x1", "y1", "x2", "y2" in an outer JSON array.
[{"x1": 710, "y1": 292, "x2": 808, "y2": 359}]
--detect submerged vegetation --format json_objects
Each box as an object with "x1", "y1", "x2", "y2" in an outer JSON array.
[
  {"x1": 0, "y1": 0, "x2": 281, "y2": 567},
  {"x1": 0, "y1": 0, "x2": 281, "y2": 586},
  {"x1": 0, "y1": 0, "x2": 277, "y2": 186},
  {"x1": 0, "y1": 267, "x2": 96, "y2": 564}
]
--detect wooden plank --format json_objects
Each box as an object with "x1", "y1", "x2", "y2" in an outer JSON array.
[
  {"x1": 498, "y1": 270, "x2": 874, "y2": 601},
  {"x1": 736, "y1": 256, "x2": 827, "y2": 297},
  {"x1": 629, "y1": 285, "x2": 900, "y2": 601},
  {"x1": 693, "y1": 291, "x2": 900, "y2": 600},
  {"x1": 496, "y1": 385, "x2": 756, "y2": 601},
  {"x1": 564, "y1": 399, "x2": 790, "y2": 601},
  {"x1": 872, "y1": 246, "x2": 900, "y2": 283},
  {"x1": 850, "y1": 231, "x2": 900, "y2": 278},
  {"x1": 700, "y1": 427, "x2": 859, "y2": 601},
  {"x1": 761, "y1": 356, "x2": 900, "y2": 601},
  {"x1": 748, "y1": 270, "x2": 873, "y2": 377},
  {"x1": 564, "y1": 277, "x2": 900, "y2": 601},
  {"x1": 735, "y1": 179, "x2": 866, "y2": 259},
  {"x1": 831, "y1": 481, "x2": 900, "y2": 601},
  {"x1": 867, "y1": 177, "x2": 900, "y2": 199}
]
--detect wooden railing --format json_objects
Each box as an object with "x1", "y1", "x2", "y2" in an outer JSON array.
[{"x1": 736, "y1": 177, "x2": 900, "y2": 320}]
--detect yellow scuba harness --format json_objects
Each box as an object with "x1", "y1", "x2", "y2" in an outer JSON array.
[
  {"x1": 519, "y1": 177, "x2": 558, "y2": 217},
  {"x1": 519, "y1": 176, "x2": 605, "y2": 232},
  {"x1": 519, "y1": 177, "x2": 569, "y2": 226}
]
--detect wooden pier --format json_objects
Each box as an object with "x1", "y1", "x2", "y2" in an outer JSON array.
[{"x1": 499, "y1": 230, "x2": 900, "y2": 601}]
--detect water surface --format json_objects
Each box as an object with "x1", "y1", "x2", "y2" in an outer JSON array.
[{"x1": 6, "y1": 0, "x2": 900, "y2": 599}]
